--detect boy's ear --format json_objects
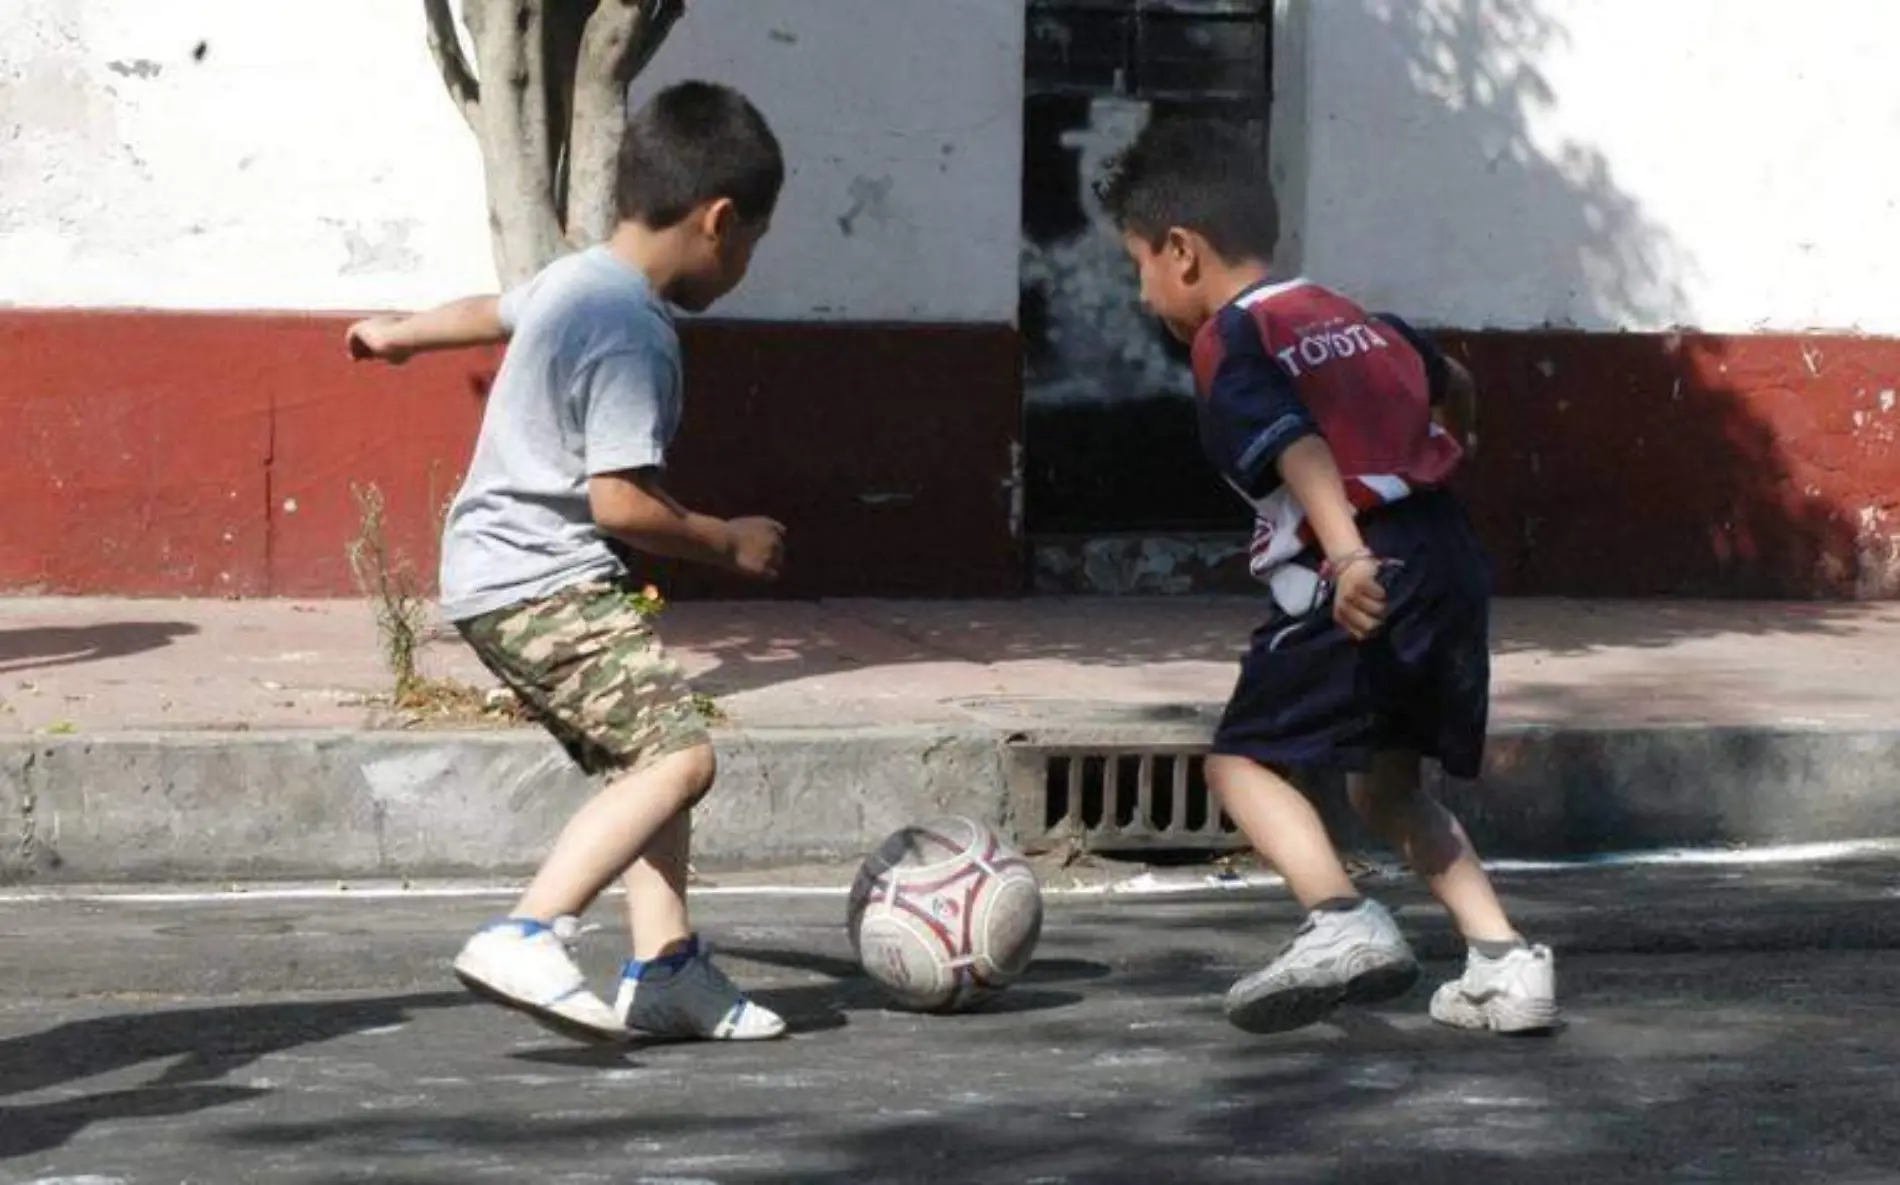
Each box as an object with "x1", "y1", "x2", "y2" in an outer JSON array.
[
  {"x1": 1163, "y1": 226, "x2": 1200, "y2": 281},
  {"x1": 698, "y1": 197, "x2": 739, "y2": 240}
]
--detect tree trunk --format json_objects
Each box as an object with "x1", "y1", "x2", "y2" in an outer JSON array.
[
  {"x1": 462, "y1": 0, "x2": 567, "y2": 285},
  {"x1": 421, "y1": 0, "x2": 685, "y2": 284},
  {"x1": 565, "y1": 1, "x2": 685, "y2": 248},
  {"x1": 541, "y1": 2, "x2": 592, "y2": 230}
]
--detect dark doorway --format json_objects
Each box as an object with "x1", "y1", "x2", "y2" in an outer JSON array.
[{"x1": 1020, "y1": 1, "x2": 1274, "y2": 558}]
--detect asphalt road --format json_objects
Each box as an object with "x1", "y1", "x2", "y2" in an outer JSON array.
[{"x1": 3, "y1": 857, "x2": 1899, "y2": 1184}]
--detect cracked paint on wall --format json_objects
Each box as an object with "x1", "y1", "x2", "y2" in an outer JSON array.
[{"x1": 0, "y1": 0, "x2": 1024, "y2": 323}]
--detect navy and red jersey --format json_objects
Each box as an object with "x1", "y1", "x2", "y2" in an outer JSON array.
[{"x1": 1188, "y1": 277, "x2": 1464, "y2": 579}]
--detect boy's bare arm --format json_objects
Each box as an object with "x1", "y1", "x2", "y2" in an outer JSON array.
[
  {"x1": 1278, "y1": 437, "x2": 1369, "y2": 563},
  {"x1": 345, "y1": 296, "x2": 507, "y2": 365},
  {"x1": 588, "y1": 469, "x2": 785, "y2": 581}
]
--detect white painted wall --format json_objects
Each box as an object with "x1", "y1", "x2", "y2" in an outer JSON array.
[
  {"x1": 632, "y1": 0, "x2": 1024, "y2": 322},
  {"x1": 14, "y1": 0, "x2": 1892, "y2": 334},
  {"x1": 1276, "y1": 0, "x2": 1900, "y2": 334},
  {"x1": 0, "y1": 0, "x2": 1024, "y2": 322}
]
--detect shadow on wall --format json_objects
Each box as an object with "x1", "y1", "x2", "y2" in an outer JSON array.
[
  {"x1": 1024, "y1": 0, "x2": 1890, "y2": 599},
  {"x1": 1335, "y1": 0, "x2": 1871, "y2": 598}
]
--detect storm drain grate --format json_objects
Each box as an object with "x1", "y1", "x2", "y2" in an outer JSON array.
[{"x1": 1005, "y1": 743, "x2": 1245, "y2": 853}]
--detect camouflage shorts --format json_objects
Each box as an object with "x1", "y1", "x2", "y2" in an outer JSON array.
[{"x1": 457, "y1": 578, "x2": 709, "y2": 777}]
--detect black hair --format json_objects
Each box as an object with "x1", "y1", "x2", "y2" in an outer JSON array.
[
  {"x1": 614, "y1": 80, "x2": 784, "y2": 229},
  {"x1": 1095, "y1": 117, "x2": 1278, "y2": 262}
]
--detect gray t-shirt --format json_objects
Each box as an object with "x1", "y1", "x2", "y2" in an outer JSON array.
[{"x1": 438, "y1": 247, "x2": 681, "y2": 622}]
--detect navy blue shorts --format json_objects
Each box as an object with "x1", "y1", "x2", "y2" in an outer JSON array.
[{"x1": 1212, "y1": 490, "x2": 1492, "y2": 779}]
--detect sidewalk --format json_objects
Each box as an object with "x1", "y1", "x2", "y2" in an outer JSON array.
[
  {"x1": 5, "y1": 597, "x2": 1896, "y2": 734},
  {"x1": 4, "y1": 596, "x2": 1899, "y2": 880}
]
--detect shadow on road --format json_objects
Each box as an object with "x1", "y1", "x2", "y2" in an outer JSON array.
[
  {"x1": 0, "y1": 991, "x2": 468, "y2": 1160},
  {"x1": 722, "y1": 944, "x2": 1106, "y2": 1026},
  {"x1": 198, "y1": 987, "x2": 1900, "y2": 1185}
]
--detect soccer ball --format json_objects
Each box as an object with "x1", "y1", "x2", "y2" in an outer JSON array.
[{"x1": 846, "y1": 816, "x2": 1044, "y2": 1013}]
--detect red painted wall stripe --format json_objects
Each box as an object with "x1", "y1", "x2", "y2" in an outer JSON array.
[
  {"x1": 3, "y1": 312, "x2": 1895, "y2": 599},
  {"x1": 1, "y1": 311, "x2": 1024, "y2": 599},
  {"x1": 1442, "y1": 331, "x2": 1900, "y2": 599}
]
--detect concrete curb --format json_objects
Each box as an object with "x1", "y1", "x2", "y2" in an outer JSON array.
[
  {"x1": 3, "y1": 723, "x2": 1897, "y2": 882},
  {"x1": 1, "y1": 728, "x2": 1002, "y2": 883}
]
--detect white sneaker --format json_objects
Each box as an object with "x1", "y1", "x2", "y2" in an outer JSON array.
[
  {"x1": 1224, "y1": 899, "x2": 1420, "y2": 1035},
  {"x1": 453, "y1": 917, "x2": 628, "y2": 1044},
  {"x1": 1430, "y1": 943, "x2": 1561, "y2": 1034},
  {"x1": 616, "y1": 934, "x2": 787, "y2": 1041}
]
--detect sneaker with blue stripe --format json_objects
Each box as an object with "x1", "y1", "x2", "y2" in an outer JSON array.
[
  {"x1": 616, "y1": 934, "x2": 787, "y2": 1041},
  {"x1": 453, "y1": 916, "x2": 628, "y2": 1044}
]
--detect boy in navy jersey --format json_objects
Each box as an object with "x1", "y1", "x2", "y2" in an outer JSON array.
[{"x1": 1098, "y1": 118, "x2": 1558, "y2": 1036}]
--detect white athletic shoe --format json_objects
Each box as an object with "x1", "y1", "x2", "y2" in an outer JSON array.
[
  {"x1": 616, "y1": 934, "x2": 787, "y2": 1041},
  {"x1": 1224, "y1": 899, "x2": 1420, "y2": 1035},
  {"x1": 453, "y1": 917, "x2": 628, "y2": 1044},
  {"x1": 1430, "y1": 943, "x2": 1561, "y2": 1034}
]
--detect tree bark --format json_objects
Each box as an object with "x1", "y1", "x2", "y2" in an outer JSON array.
[
  {"x1": 420, "y1": 0, "x2": 686, "y2": 284},
  {"x1": 422, "y1": 0, "x2": 480, "y2": 129},
  {"x1": 541, "y1": 2, "x2": 593, "y2": 231},
  {"x1": 462, "y1": 0, "x2": 567, "y2": 285},
  {"x1": 565, "y1": 0, "x2": 685, "y2": 247}
]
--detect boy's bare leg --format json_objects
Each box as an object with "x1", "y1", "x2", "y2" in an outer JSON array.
[
  {"x1": 513, "y1": 744, "x2": 715, "y2": 924},
  {"x1": 1349, "y1": 749, "x2": 1558, "y2": 1033},
  {"x1": 622, "y1": 809, "x2": 693, "y2": 960},
  {"x1": 608, "y1": 764, "x2": 787, "y2": 1042},
  {"x1": 1345, "y1": 750, "x2": 1516, "y2": 943},
  {"x1": 1208, "y1": 754, "x2": 1418, "y2": 1034},
  {"x1": 453, "y1": 745, "x2": 713, "y2": 1043},
  {"x1": 1207, "y1": 755, "x2": 1359, "y2": 907}
]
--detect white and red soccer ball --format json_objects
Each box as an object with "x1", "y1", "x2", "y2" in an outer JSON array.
[{"x1": 846, "y1": 815, "x2": 1045, "y2": 1012}]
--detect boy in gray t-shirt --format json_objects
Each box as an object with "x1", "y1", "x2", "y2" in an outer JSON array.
[{"x1": 345, "y1": 82, "x2": 788, "y2": 1045}]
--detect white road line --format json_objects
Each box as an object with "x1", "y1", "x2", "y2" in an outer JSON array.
[
  {"x1": 2, "y1": 838, "x2": 1896, "y2": 906},
  {"x1": 1488, "y1": 837, "x2": 1900, "y2": 873},
  {"x1": 0, "y1": 884, "x2": 846, "y2": 905}
]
